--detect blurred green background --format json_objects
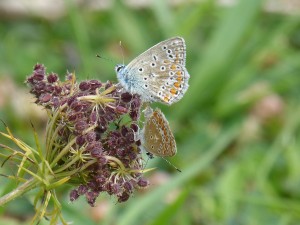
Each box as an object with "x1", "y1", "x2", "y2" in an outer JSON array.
[{"x1": 1, "y1": 0, "x2": 300, "y2": 224}]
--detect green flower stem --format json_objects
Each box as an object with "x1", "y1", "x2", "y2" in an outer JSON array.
[
  {"x1": 105, "y1": 155, "x2": 126, "y2": 171},
  {"x1": 45, "y1": 104, "x2": 67, "y2": 159},
  {"x1": 50, "y1": 125, "x2": 97, "y2": 168},
  {"x1": 47, "y1": 124, "x2": 63, "y2": 161},
  {"x1": 54, "y1": 158, "x2": 98, "y2": 178},
  {"x1": 50, "y1": 137, "x2": 77, "y2": 168},
  {"x1": 0, "y1": 177, "x2": 39, "y2": 206},
  {"x1": 53, "y1": 154, "x2": 90, "y2": 174}
]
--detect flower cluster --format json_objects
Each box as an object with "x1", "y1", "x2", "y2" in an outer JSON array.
[{"x1": 26, "y1": 64, "x2": 149, "y2": 204}]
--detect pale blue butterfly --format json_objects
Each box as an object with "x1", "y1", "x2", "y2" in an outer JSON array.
[{"x1": 115, "y1": 37, "x2": 190, "y2": 105}]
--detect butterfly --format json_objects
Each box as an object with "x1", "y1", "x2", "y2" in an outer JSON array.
[
  {"x1": 140, "y1": 107, "x2": 177, "y2": 157},
  {"x1": 115, "y1": 37, "x2": 190, "y2": 105}
]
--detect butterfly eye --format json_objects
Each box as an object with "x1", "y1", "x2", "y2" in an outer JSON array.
[{"x1": 116, "y1": 66, "x2": 123, "y2": 72}]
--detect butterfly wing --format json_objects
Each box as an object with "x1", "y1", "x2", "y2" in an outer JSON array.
[
  {"x1": 124, "y1": 37, "x2": 190, "y2": 105},
  {"x1": 141, "y1": 108, "x2": 177, "y2": 157}
]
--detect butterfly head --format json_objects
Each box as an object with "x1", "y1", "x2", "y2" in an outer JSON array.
[{"x1": 115, "y1": 64, "x2": 125, "y2": 75}]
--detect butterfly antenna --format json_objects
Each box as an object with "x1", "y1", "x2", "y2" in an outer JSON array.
[
  {"x1": 119, "y1": 41, "x2": 125, "y2": 65},
  {"x1": 162, "y1": 157, "x2": 182, "y2": 172},
  {"x1": 96, "y1": 54, "x2": 116, "y2": 64}
]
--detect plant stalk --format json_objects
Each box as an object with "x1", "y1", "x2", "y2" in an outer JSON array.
[{"x1": 0, "y1": 177, "x2": 38, "y2": 206}]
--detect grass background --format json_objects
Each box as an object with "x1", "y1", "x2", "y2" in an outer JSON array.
[{"x1": 1, "y1": 0, "x2": 300, "y2": 224}]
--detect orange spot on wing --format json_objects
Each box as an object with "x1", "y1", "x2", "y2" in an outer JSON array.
[
  {"x1": 164, "y1": 96, "x2": 170, "y2": 102},
  {"x1": 171, "y1": 64, "x2": 176, "y2": 70},
  {"x1": 176, "y1": 71, "x2": 182, "y2": 76},
  {"x1": 176, "y1": 77, "x2": 183, "y2": 82},
  {"x1": 170, "y1": 88, "x2": 178, "y2": 95},
  {"x1": 174, "y1": 82, "x2": 181, "y2": 88}
]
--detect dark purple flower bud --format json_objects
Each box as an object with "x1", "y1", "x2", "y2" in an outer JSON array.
[
  {"x1": 118, "y1": 192, "x2": 130, "y2": 203},
  {"x1": 45, "y1": 85, "x2": 54, "y2": 93},
  {"x1": 52, "y1": 97, "x2": 60, "y2": 108},
  {"x1": 33, "y1": 64, "x2": 44, "y2": 71},
  {"x1": 116, "y1": 148, "x2": 125, "y2": 157},
  {"x1": 75, "y1": 120, "x2": 88, "y2": 132},
  {"x1": 34, "y1": 82, "x2": 46, "y2": 92},
  {"x1": 33, "y1": 72, "x2": 45, "y2": 81},
  {"x1": 98, "y1": 156, "x2": 107, "y2": 165},
  {"x1": 66, "y1": 72, "x2": 74, "y2": 81},
  {"x1": 86, "y1": 132, "x2": 96, "y2": 142},
  {"x1": 115, "y1": 106, "x2": 128, "y2": 114},
  {"x1": 95, "y1": 175, "x2": 106, "y2": 184},
  {"x1": 125, "y1": 130, "x2": 135, "y2": 143},
  {"x1": 39, "y1": 93, "x2": 52, "y2": 103},
  {"x1": 105, "y1": 81, "x2": 112, "y2": 89},
  {"x1": 70, "y1": 101, "x2": 82, "y2": 112},
  {"x1": 85, "y1": 191, "x2": 98, "y2": 207},
  {"x1": 67, "y1": 96, "x2": 76, "y2": 106},
  {"x1": 89, "y1": 111, "x2": 97, "y2": 123},
  {"x1": 67, "y1": 112, "x2": 77, "y2": 121},
  {"x1": 121, "y1": 126, "x2": 129, "y2": 137},
  {"x1": 76, "y1": 113, "x2": 84, "y2": 120},
  {"x1": 76, "y1": 135, "x2": 86, "y2": 146},
  {"x1": 137, "y1": 178, "x2": 149, "y2": 188},
  {"x1": 129, "y1": 110, "x2": 139, "y2": 121},
  {"x1": 78, "y1": 185, "x2": 88, "y2": 195},
  {"x1": 87, "y1": 181, "x2": 98, "y2": 191},
  {"x1": 89, "y1": 80, "x2": 102, "y2": 89},
  {"x1": 70, "y1": 189, "x2": 80, "y2": 201},
  {"x1": 64, "y1": 84, "x2": 72, "y2": 92},
  {"x1": 86, "y1": 142, "x2": 103, "y2": 152},
  {"x1": 79, "y1": 81, "x2": 90, "y2": 91},
  {"x1": 54, "y1": 86, "x2": 62, "y2": 95},
  {"x1": 98, "y1": 116, "x2": 107, "y2": 125},
  {"x1": 124, "y1": 181, "x2": 134, "y2": 193},
  {"x1": 111, "y1": 183, "x2": 121, "y2": 195},
  {"x1": 121, "y1": 92, "x2": 133, "y2": 102},
  {"x1": 130, "y1": 123, "x2": 139, "y2": 132},
  {"x1": 27, "y1": 76, "x2": 35, "y2": 84},
  {"x1": 91, "y1": 148, "x2": 103, "y2": 158},
  {"x1": 47, "y1": 73, "x2": 58, "y2": 83},
  {"x1": 130, "y1": 97, "x2": 141, "y2": 109}
]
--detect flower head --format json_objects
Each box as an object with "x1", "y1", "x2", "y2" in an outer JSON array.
[{"x1": 26, "y1": 64, "x2": 149, "y2": 205}]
